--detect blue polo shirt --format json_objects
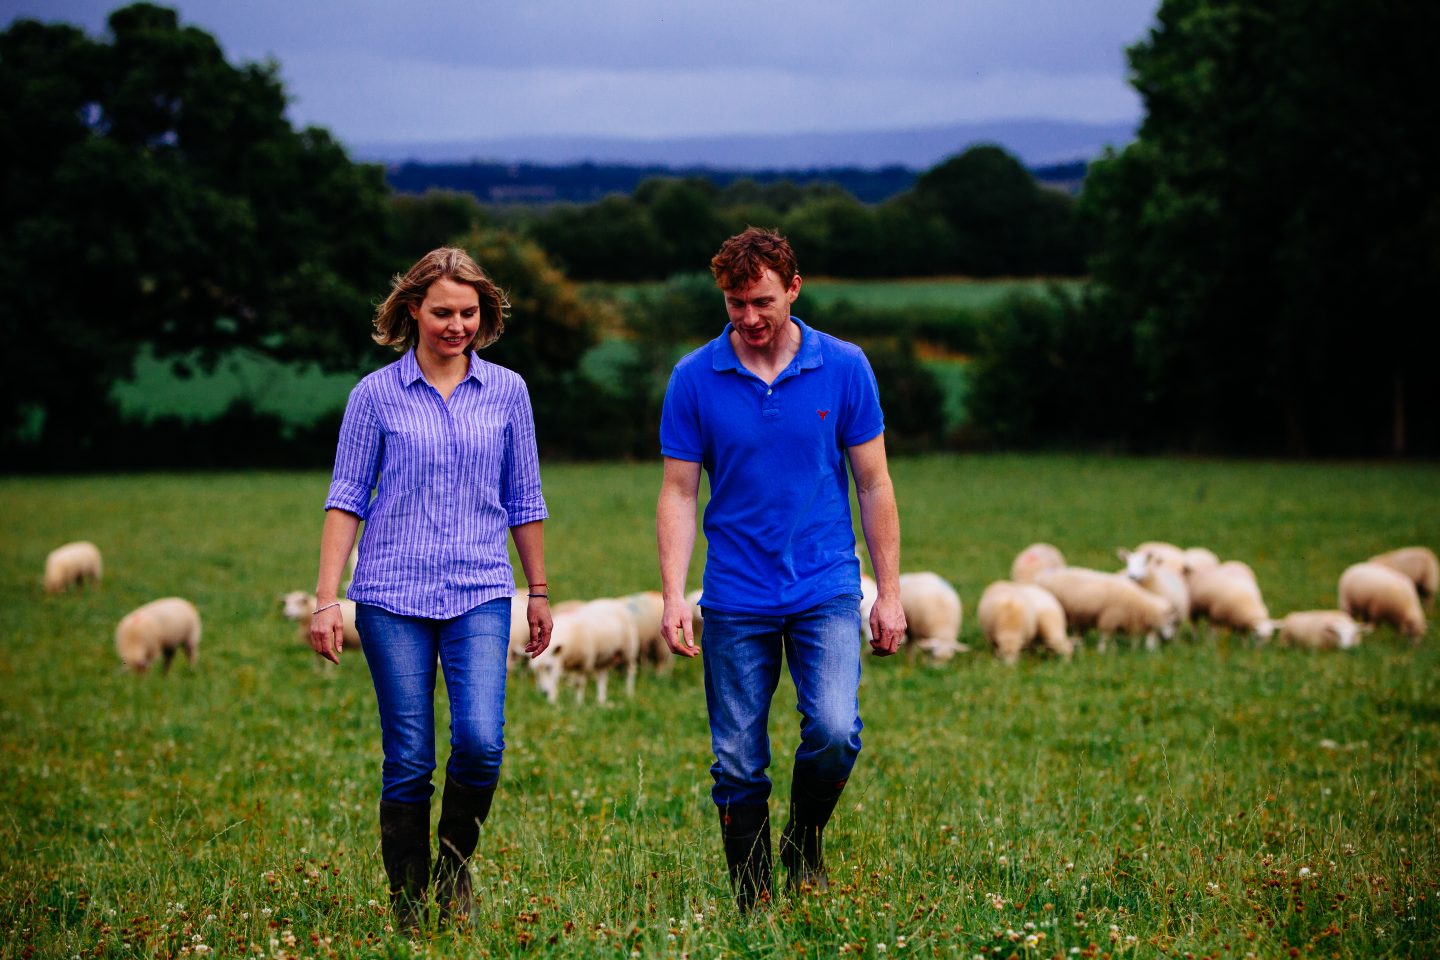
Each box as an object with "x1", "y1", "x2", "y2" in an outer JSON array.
[{"x1": 660, "y1": 317, "x2": 885, "y2": 615}]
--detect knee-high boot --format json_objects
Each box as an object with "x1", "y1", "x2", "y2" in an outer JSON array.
[
  {"x1": 779, "y1": 766, "x2": 846, "y2": 893},
  {"x1": 433, "y1": 779, "x2": 495, "y2": 924},
  {"x1": 718, "y1": 803, "x2": 772, "y2": 912},
  {"x1": 378, "y1": 799, "x2": 431, "y2": 929}
]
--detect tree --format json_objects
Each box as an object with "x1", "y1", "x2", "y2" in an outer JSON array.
[
  {"x1": 0, "y1": 4, "x2": 391, "y2": 457},
  {"x1": 1082, "y1": 0, "x2": 1440, "y2": 454}
]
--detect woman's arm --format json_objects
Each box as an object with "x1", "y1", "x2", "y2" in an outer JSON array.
[
  {"x1": 510, "y1": 520, "x2": 552, "y2": 656},
  {"x1": 310, "y1": 508, "x2": 361, "y2": 664}
]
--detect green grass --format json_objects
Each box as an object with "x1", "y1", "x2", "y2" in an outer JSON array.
[{"x1": 2, "y1": 456, "x2": 1437, "y2": 958}]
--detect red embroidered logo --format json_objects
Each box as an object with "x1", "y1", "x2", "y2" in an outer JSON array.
[{"x1": 817, "y1": 410, "x2": 829, "y2": 420}]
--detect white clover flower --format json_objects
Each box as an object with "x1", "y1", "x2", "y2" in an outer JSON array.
[{"x1": 1299, "y1": 867, "x2": 1311, "y2": 877}]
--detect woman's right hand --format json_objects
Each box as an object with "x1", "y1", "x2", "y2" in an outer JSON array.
[{"x1": 309, "y1": 602, "x2": 345, "y2": 664}]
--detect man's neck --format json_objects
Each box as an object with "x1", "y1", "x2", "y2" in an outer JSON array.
[{"x1": 730, "y1": 319, "x2": 801, "y2": 384}]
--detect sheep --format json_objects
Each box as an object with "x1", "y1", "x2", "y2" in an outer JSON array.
[
  {"x1": 1180, "y1": 547, "x2": 1221, "y2": 577},
  {"x1": 1129, "y1": 541, "x2": 1187, "y2": 577},
  {"x1": 1274, "y1": 610, "x2": 1371, "y2": 651},
  {"x1": 624, "y1": 590, "x2": 673, "y2": 674},
  {"x1": 1118, "y1": 548, "x2": 1191, "y2": 622},
  {"x1": 977, "y1": 580, "x2": 1073, "y2": 665},
  {"x1": 530, "y1": 598, "x2": 640, "y2": 704},
  {"x1": 507, "y1": 593, "x2": 532, "y2": 669},
  {"x1": 44, "y1": 541, "x2": 102, "y2": 594},
  {"x1": 1338, "y1": 562, "x2": 1427, "y2": 640},
  {"x1": 686, "y1": 588, "x2": 705, "y2": 644},
  {"x1": 898, "y1": 571, "x2": 967, "y2": 659},
  {"x1": 1187, "y1": 565, "x2": 1273, "y2": 639},
  {"x1": 280, "y1": 591, "x2": 361, "y2": 651},
  {"x1": 1369, "y1": 546, "x2": 1439, "y2": 602},
  {"x1": 1011, "y1": 543, "x2": 1066, "y2": 584},
  {"x1": 115, "y1": 597, "x2": 201, "y2": 673},
  {"x1": 1032, "y1": 567, "x2": 1179, "y2": 651},
  {"x1": 859, "y1": 574, "x2": 878, "y2": 641}
]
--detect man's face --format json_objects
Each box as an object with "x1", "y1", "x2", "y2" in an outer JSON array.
[{"x1": 723, "y1": 268, "x2": 801, "y2": 353}]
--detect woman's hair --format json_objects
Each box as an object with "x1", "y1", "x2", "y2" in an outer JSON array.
[
  {"x1": 709, "y1": 227, "x2": 799, "y2": 292},
  {"x1": 372, "y1": 247, "x2": 509, "y2": 352}
]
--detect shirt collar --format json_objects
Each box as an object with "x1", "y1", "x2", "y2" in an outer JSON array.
[
  {"x1": 399, "y1": 348, "x2": 486, "y2": 386},
  {"x1": 711, "y1": 316, "x2": 823, "y2": 373}
]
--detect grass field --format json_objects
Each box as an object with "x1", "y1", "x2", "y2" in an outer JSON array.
[{"x1": 2, "y1": 456, "x2": 1437, "y2": 959}]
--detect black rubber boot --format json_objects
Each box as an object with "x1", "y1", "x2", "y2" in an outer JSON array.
[
  {"x1": 433, "y1": 779, "x2": 495, "y2": 925},
  {"x1": 378, "y1": 799, "x2": 431, "y2": 930},
  {"x1": 718, "y1": 803, "x2": 772, "y2": 912},
  {"x1": 779, "y1": 767, "x2": 846, "y2": 893}
]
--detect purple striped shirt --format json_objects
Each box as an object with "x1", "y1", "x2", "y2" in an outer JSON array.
[{"x1": 325, "y1": 348, "x2": 547, "y2": 619}]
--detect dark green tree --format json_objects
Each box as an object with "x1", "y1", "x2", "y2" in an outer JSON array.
[
  {"x1": 0, "y1": 3, "x2": 391, "y2": 457},
  {"x1": 1083, "y1": 0, "x2": 1440, "y2": 454}
]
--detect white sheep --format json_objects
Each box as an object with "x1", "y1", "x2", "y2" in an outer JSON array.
[
  {"x1": 280, "y1": 591, "x2": 361, "y2": 650},
  {"x1": 1274, "y1": 610, "x2": 1370, "y2": 651},
  {"x1": 1033, "y1": 567, "x2": 1179, "y2": 651},
  {"x1": 44, "y1": 541, "x2": 102, "y2": 594},
  {"x1": 977, "y1": 580, "x2": 1073, "y2": 665},
  {"x1": 1369, "y1": 546, "x2": 1438, "y2": 603},
  {"x1": 859, "y1": 574, "x2": 878, "y2": 641},
  {"x1": 685, "y1": 588, "x2": 705, "y2": 644},
  {"x1": 116, "y1": 597, "x2": 201, "y2": 673},
  {"x1": 1338, "y1": 562, "x2": 1426, "y2": 640},
  {"x1": 1118, "y1": 548, "x2": 1191, "y2": 622},
  {"x1": 1128, "y1": 541, "x2": 1186, "y2": 577},
  {"x1": 898, "y1": 571, "x2": 967, "y2": 659},
  {"x1": 506, "y1": 593, "x2": 532, "y2": 670},
  {"x1": 1187, "y1": 565, "x2": 1273, "y2": 638},
  {"x1": 1011, "y1": 543, "x2": 1066, "y2": 584},
  {"x1": 530, "y1": 598, "x2": 640, "y2": 704},
  {"x1": 624, "y1": 590, "x2": 673, "y2": 673},
  {"x1": 1180, "y1": 547, "x2": 1221, "y2": 577}
]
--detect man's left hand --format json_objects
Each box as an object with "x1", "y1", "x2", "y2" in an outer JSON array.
[{"x1": 869, "y1": 594, "x2": 906, "y2": 656}]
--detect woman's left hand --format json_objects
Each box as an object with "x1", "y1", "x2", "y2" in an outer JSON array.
[{"x1": 526, "y1": 596, "x2": 552, "y2": 657}]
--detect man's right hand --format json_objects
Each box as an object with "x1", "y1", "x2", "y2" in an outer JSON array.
[{"x1": 661, "y1": 596, "x2": 699, "y2": 658}]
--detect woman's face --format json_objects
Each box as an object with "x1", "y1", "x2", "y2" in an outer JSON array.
[{"x1": 410, "y1": 277, "x2": 480, "y2": 363}]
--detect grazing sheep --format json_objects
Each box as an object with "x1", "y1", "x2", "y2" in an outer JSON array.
[
  {"x1": 1180, "y1": 547, "x2": 1221, "y2": 578},
  {"x1": 44, "y1": 541, "x2": 102, "y2": 594},
  {"x1": 280, "y1": 591, "x2": 361, "y2": 650},
  {"x1": 1187, "y1": 566, "x2": 1273, "y2": 638},
  {"x1": 1011, "y1": 543, "x2": 1066, "y2": 584},
  {"x1": 977, "y1": 580, "x2": 1073, "y2": 665},
  {"x1": 859, "y1": 574, "x2": 878, "y2": 641},
  {"x1": 1338, "y1": 562, "x2": 1426, "y2": 639},
  {"x1": 530, "y1": 598, "x2": 640, "y2": 704},
  {"x1": 1369, "y1": 546, "x2": 1438, "y2": 602},
  {"x1": 898, "y1": 572, "x2": 967, "y2": 659},
  {"x1": 506, "y1": 593, "x2": 532, "y2": 669},
  {"x1": 1129, "y1": 541, "x2": 1187, "y2": 576},
  {"x1": 1033, "y1": 567, "x2": 1179, "y2": 651},
  {"x1": 624, "y1": 590, "x2": 673, "y2": 674},
  {"x1": 1275, "y1": 610, "x2": 1370, "y2": 651},
  {"x1": 116, "y1": 597, "x2": 201, "y2": 673},
  {"x1": 1118, "y1": 548, "x2": 1191, "y2": 622}
]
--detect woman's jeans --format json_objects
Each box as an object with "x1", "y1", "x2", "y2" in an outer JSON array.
[
  {"x1": 356, "y1": 598, "x2": 511, "y2": 804},
  {"x1": 699, "y1": 593, "x2": 864, "y2": 808}
]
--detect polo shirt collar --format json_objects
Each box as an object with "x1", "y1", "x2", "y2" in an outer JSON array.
[
  {"x1": 399, "y1": 348, "x2": 486, "y2": 387},
  {"x1": 712, "y1": 317, "x2": 824, "y2": 373}
]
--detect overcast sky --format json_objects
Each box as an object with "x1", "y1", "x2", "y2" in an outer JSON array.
[{"x1": 3, "y1": 1, "x2": 1159, "y2": 148}]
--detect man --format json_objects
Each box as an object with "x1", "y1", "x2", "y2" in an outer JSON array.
[{"x1": 656, "y1": 227, "x2": 907, "y2": 911}]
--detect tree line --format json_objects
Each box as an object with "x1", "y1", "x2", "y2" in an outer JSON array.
[{"x1": 2, "y1": 0, "x2": 1435, "y2": 466}]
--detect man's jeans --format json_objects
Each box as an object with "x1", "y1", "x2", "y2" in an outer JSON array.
[
  {"x1": 700, "y1": 593, "x2": 863, "y2": 807},
  {"x1": 356, "y1": 598, "x2": 511, "y2": 804}
]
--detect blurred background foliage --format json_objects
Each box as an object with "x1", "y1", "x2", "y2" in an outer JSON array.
[{"x1": 1, "y1": 0, "x2": 1435, "y2": 468}]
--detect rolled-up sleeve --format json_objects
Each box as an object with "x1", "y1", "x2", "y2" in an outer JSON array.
[
  {"x1": 325, "y1": 379, "x2": 381, "y2": 517},
  {"x1": 499, "y1": 381, "x2": 548, "y2": 527}
]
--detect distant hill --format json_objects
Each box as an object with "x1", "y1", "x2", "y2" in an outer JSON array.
[
  {"x1": 383, "y1": 158, "x2": 1094, "y2": 205},
  {"x1": 354, "y1": 118, "x2": 1135, "y2": 171}
]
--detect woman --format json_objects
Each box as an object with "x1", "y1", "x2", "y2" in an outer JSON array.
[{"x1": 310, "y1": 247, "x2": 552, "y2": 929}]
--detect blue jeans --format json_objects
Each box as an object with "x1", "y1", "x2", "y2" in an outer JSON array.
[
  {"x1": 700, "y1": 593, "x2": 864, "y2": 808},
  {"x1": 356, "y1": 598, "x2": 511, "y2": 804}
]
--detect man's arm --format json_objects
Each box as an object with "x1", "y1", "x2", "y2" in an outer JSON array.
[
  {"x1": 657, "y1": 456, "x2": 702, "y2": 657},
  {"x1": 848, "y1": 433, "x2": 907, "y2": 656}
]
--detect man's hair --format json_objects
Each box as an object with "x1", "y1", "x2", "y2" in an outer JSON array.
[
  {"x1": 709, "y1": 227, "x2": 798, "y2": 291},
  {"x1": 372, "y1": 247, "x2": 509, "y2": 352}
]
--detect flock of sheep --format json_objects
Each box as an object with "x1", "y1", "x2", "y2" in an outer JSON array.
[{"x1": 42, "y1": 534, "x2": 1435, "y2": 686}]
